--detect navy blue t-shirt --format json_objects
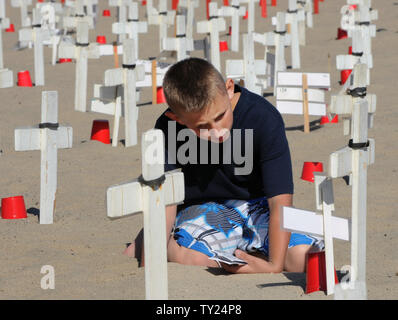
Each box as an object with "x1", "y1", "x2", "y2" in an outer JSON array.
[{"x1": 154, "y1": 85, "x2": 294, "y2": 209}]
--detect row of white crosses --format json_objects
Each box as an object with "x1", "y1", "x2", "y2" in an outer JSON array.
[
  {"x1": 282, "y1": 173, "x2": 350, "y2": 295},
  {"x1": 112, "y1": 1, "x2": 148, "y2": 59},
  {"x1": 197, "y1": 2, "x2": 226, "y2": 73},
  {"x1": 219, "y1": 0, "x2": 246, "y2": 52},
  {"x1": 59, "y1": 20, "x2": 100, "y2": 113},
  {"x1": 329, "y1": 63, "x2": 375, "y2": 299},
  {"x1": 285, "y1": 0, "x2": 305, "y2": 69},
  {"x1": 107, "y1": 129, "x2": 185, "y2": 299},
  {"x1": 11, "y1": 0, "x2": 32, "y2": 27},
  {"x1": 18, "y1": 8, "x2": 51, "y2": 86},
  {"x1": 226, "y1": 32, "x2": 267, "y2": 95},
  {"x1": 275, "y1": 71, "x2": 330, "y2": 133},
  {"x1": 341, "y1": 1, "x2": 377, "y2": 80},
  {"x1": 14, "y1": 91, "x2": 73, "y2": 225},
  {"x1": 281, "y1": 65, "x2": 375, "y2": 297},
  {"x1": 178, "y1": 0, "x2": 198, "y2": 40},
  {"x1": 240, "y1": 0, "x2": 259, "y2": 34},
  {"x1": 163, "y1": 15, "x2": 193, "y2": 61},
  {"x1": 148, "y1": 0, "x2": 176, "y2": 52},
  {"x1": 0, "y1": 0, "x2": 13, "y2": 88},
  {"x1": 109, "y1": 0, "x2": 131, "y2": 43},
  {"x1": 336, "y1": 29, "x2": 371, "y2": 90},
  {"x1": 91, "y1": 39, "x2": 145, "y2": 148}
]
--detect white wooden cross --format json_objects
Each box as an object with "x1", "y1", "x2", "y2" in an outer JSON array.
[
  {"x1": 106, "y1": 129, "x2": 185, "y2": 299},
  {"x1": 226, "y1": 32, "x2": 267, "y2": 96},
  {"x1": 331, "y1": 63, "x2": 376, "y2": 136},
  {"x1": 178, "y1": 0, "x2": 198, "y2": 40},
  {"x1": 0, "y1": 0, "x2": 12, "y2": 88},
  {"x1": 197, "y1": 2, "x2": 226, "y2": 72},
  {"x1": 62, "y1": 7, "x2": 95, "y2": 30},
  {"x1": 135, "y1": 59, "x2": 171, "y2": 105},
  {"x1": 109, "y1": 0, "x2": 132, "y2": 43},
  {"x1": 218, "y1": 0, "x2": 246, "y2": 52},
  {"x1": 148, "y1": 0, "x2": 176, "y2": 53},
  {"x1": 19, "y1": 14, "x2": 51, "y2": 86},
  {"x1": 90, "y1": 84, "x2": 141, "y2": 147},
  {"x1": 285, "y1": 0, "x2": 305, "y2": 69},
  {"x1": 341, "y1": 0, "x2": 378, "y2": 33},
  {"x1": 11, "y1": 0, "x2": 32, "y2": 27},
  {"x1": 253, "y1": 12, "x2": 291, "y2": 94},
  {"x1": 297, "y1": 0, "x2": 313, "y2": 29},
  {"x1": 336, "y1": 29, "x2": 371, "y2": 87},
  {"x1": 346, "y1": 6, "x2": 376, "y2": 76},
  {"x1": 112, "y1": 1, "x2": 148, "y2": 59},
  {"x1": 14, "y1": 91, "x2": 73, "y2": 225},
  {"x1": 282, "y1": 174, "x2": 350, "y2": 295},
  {"x1": 163, "y1": 15, "x2": 194, "y2": 62},
  {"x1": 37, "y1": 2, "x2": 62, "y2": 66},
  {"x1": 240, "y1": 0, "x2": 259, "y2": 34},
  {"x1": 145, "y1": 0, "x2": 156, "y2": 17},
  {"x1": 58, "y1": 21, "x2": 100, "y2": 112},
  {"x1": 329, "y1": 64, "x2": 375, "y2": 300},
  {"x1": 95, "y1": 39, "x2": 145, "y2": 147},
  {"x1": 276, "y1": 71, "x2": 330, "y2": 133},
  {"x1": 295, "y1": 0, "x2": 310, "y2": 45}
]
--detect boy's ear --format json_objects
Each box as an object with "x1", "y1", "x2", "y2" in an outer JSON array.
[
  {"x1": 225, "y1": 78, "x2": 235, "y2": 100},
  {"x1": 165, "y1": 110, "x2": 184, "y2": 125}
]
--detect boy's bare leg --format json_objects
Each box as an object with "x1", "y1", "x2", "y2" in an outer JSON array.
[
  {"x1": 284, "y1": 244, "x2": 313, "y2": 272},
  {"x1": 123, "y1": 228, "x2": 143, "y2": 259}
]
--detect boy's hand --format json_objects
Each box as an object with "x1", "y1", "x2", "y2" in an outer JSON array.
[{"x1": 221, "y1": 250, "x2": 277, "y2": 274}]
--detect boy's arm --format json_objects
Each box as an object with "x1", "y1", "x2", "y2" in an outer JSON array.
[{"x1": 221, "y1": 193, "x2": 292, "y2": 274}]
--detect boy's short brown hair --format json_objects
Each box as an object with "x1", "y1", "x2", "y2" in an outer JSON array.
[{"x1": 162, "y1": 58, "x2": 228, "y2": 114}]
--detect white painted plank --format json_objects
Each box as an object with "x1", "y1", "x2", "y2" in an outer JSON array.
[
  {"x1": 277, "y1": 72, "x2": 330, "y2": 88},
  {"x1": 277, "y1": 87, "x2": 325, "y2": 103},
  {"x1": 276, "y1": 101, "x2": 326, "y2": 116},
  {"x1": 281, "y1": 206, "x2": 350, "y2": 241}
]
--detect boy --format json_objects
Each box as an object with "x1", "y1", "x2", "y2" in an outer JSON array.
[{"x1": 125, "y1": 58, "x2": 323, "y2": 273}]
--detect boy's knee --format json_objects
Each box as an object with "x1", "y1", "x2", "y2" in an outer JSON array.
[{"x1": 285, "y1": 244, "x2": 313, "y2": 273}]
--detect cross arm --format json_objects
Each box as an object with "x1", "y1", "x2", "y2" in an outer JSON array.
[
  {"x1": 15, "y1": 125, "x2": 73, "y2": 151},
  {"x1": 281, "y1": 206, "x2": 350, "y2": 241},
  {"x1": 107, "y1": 170, "x2": 184, "y2": 219}
]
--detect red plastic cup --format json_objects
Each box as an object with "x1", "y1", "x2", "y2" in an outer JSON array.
[
  {"x1": 1, "y1": 196, "x2": 27, "y2": 219},
  {"x1": 348, "y1": 46, "x2": 352, "y2": 54},
  {"x1": 319, "y1": 116, "x2": 330, "y2": 125},
  {"x1": 337, "y1": 28, "x2": 348, "y2": 40},
  {"x1": 340, "y1": 69, "x2": 352, "y2": 85},
  {"x1": 6, "y1": 23, "x2": 15, "y2": 32},
  {"x1": 301, "y1": 162, "x2": 324, "y2": 183},
  {"x1": 91, "y1": 120, "x2": 111, "y2": 144},
  {"x1": 157, "y1": 87, "x2": 166, "y2": 104},
  {"x1": 219, "y1": 41, "x2": 228, "y2": 52},
  {"x1": 96, "y1": 35, "x2": 107, "y2": 44},
  {"x1": 17, "y1": 70, "x2": 33, "y2": 87},
  {"x1": 102, "y1": 9, "x2": 111, "y2": 17},
  {"x1": 260, "y1": 0, "x2": 267, "y2": 18},
  {"x1": 172, "y1": 0, "x2": 179, "y2": 10},
  {"x1": 58, "y1": 58, "x2": 72, "y2": 63},
  {"x1": 331, "y1": 115, "x2": 339, "y2": 123},
  {"x1": 313, "y1": 0, "x2": 319, "y2": 14},
  {"x1": 223, "y1": 0, "x2": 229, "y2": 5},
  {"x1": 306, "y1": 251, "x2": 339, "y2": 294}
]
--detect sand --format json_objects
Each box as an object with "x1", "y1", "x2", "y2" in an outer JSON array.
[{"x1": 0, "y1": 0, "x2": 397, "y2": 300}]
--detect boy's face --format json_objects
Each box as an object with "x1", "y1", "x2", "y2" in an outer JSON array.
[{"x1": 166, "y1": 79, "x2": 236, "y2": 144}]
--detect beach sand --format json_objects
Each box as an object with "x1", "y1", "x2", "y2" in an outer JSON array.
[{"x1": 0, "y1": 0, "x2": 397, "y2": 300}]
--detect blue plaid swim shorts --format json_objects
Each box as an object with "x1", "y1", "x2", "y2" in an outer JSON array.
[{"x1": 173, "y1": 197, "x2": 324, "y2": 265}]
